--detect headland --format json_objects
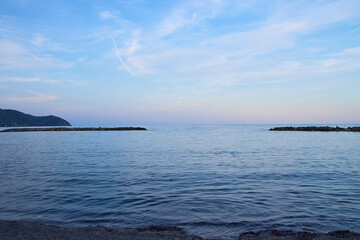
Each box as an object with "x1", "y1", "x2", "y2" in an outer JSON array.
[{"x1": 0, "y1": 108, "x2": 71, "y2": 127}]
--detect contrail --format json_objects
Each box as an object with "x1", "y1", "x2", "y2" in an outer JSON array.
[{"x1": 108, "y1": 31, "x2": 135, "y2": 75}]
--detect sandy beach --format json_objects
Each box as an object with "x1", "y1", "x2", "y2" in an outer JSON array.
[{"x1": 1, "y1": 220, "x2": 359, "y2": 240}]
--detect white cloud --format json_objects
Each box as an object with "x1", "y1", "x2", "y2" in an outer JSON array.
[
  {"x1": 0, "y1": 76, "x2": 59, "y2": 84},
  {"x1": 211, "y1": 1, "x2": 360, "y2": 57},
  {"x1": 210, "y1": 57, "x2": 360, "y2": 86},
  {"x1": 102, "y1": 0, "x2": 360, "y2": 88},
  {"x1": 126, "y1": 29, "x2": 141, "y2": 55},
  {"x1": 108, "y1": 33, "x2": 135, "y2": 75},
  {"x1": 329, "y1": 47, "x2": 360, "y2": 56},
  {"x1": 31, "y1": 34, "x2": 48, "y2": 46},
  {"x1": 64, "y1": 79, "x2": 90, "y2": 86},
  {"x1": 0, "y1": 39, "x2": 73, "y2": 69},
  {"x1": 0, "y1": 76, "x2": 90, "y2": 86},
  {"x1": 153, "y1": 0, "x2": 224, "y2": 38},
  {"x1": 3, "y1": 92, "x2": 58, "y2": 103},
  {"x1": 99, "y1": 11, "x2": 114, "y2": 20}
]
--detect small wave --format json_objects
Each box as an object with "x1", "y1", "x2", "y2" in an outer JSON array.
[{"x1": 179, "y1": 220, "x2": 251, "y2": 227}]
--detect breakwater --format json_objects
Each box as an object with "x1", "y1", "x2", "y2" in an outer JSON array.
[
  {"x1": 269, "y1": 126, "x2": 360, "y2": 132},
  {"x1": 0, "y1": 127, "x2": 147, "y2": 132}
]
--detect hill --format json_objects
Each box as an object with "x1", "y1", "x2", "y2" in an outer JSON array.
[{"x1": 0, "y1": 108, "x2": 71, "y2": 127}]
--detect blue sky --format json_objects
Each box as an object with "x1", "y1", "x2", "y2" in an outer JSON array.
[{"x1": 0, "y1": 0, "x2": 359, "y2": 125}]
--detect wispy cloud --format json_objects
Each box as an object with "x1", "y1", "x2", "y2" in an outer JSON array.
[
  {"x1": 211, "y1": 0, "x2": 360, "y2": 56},
  {"x1": 102, "y1": 0, "x2": 227, "y2": 76},
  {"x1": 108, "y1": 31, "x2": 136, "y2": 75},
  {"x1": 0, "y1": 76, "x2": 59, "y2": 84},
  {"x1": 108, "y1": 0, "x2": 360, "y2": 86},
  {"x1": 2, "y1": 0, "x2": 358, "y2": 123},
  {"x1": 33, "y1": 35, "x2": 68, "y2": 52},
  {"x1": 329, "y1": 47, "x2": 360, "y2": 56},
  {"x1": 153, "y1": 0, "x2": 224, "y2": 38},
  {"x1": 0, "y1": 39, "x2": 73, "y2": 69},
  {"x1": 3, "y1": 92, "x2": 58, "y2": 103},
  {"x1": 31, "y1": 34, "x2": 48, "y2": 46},
  {"x1": 125, "y1": 29, "x2": 141, "y2": 56},
  {"x1": 209, "y1": 57, "x2": 360, "y2": 86},
  {"x1": 0, "y1": 76, "x2": 89, "y2": 86},
  {"x1": 99, "y1": 11, "x2": 114, "y2": 20}
]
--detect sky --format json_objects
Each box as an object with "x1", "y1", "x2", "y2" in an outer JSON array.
[{"x1": 0, "y1": 0, "x2": 359, "y2": 125}]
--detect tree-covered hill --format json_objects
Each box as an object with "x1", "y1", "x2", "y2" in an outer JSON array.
[{"x1": 0, "y1": 109, "x2": 71, "y2": 127}]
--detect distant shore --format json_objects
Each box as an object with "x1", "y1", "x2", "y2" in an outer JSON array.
[
  {"x1": 0, "y1": 127, "x2": 147, "y2": 132},
  {"x1": 1, "y1": 220, "x2": 359, "y2": 240},
  {"x1": 269, "y1": 126, "x2": 360, "y2": 132}
]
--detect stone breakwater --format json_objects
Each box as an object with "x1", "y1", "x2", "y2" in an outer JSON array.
[
  {"x1": 0, "y1": 221, "x2": 359, "y2": 240},
  {"x1": 0, "y1": 127, "x2": 147, "y2": 132},
  {"x1": 269, "y1": 126, "x2": 360, "y2": 132}
]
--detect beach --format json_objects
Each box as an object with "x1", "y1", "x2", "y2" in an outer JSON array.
[
  {"x1": 1, "y1": 220, "x2": 359, "y2": 240},
  {"x1": 0, "y1": 220, "x2": 202, "y2": 240}
]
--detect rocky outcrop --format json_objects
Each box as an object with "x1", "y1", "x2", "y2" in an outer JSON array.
[
  {"x1": 0, "y1": 108, "x2": 71, "y2": 127},
  {"x1": 269, "y1": 126, "x2": 360, "y2": 132},
  {"x1": 238, "y1": 229, "x2": 360, "y2": 240},
  {"x1": 0, "y1": 127, "x2": 147, "y2": 132}
]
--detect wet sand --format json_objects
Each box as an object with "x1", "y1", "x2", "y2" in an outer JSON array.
[{"x1": 1, "y1": 220, "x2": 359, "y2": 240}]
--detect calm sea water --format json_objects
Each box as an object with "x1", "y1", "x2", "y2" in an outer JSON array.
[{"x1": 0, "y1": 125, "x2": 359, "y2": 239}]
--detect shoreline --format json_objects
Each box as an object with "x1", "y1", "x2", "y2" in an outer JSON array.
[
  {"x1": 0, "y1": 127, "x2": 147, "y2": 132},
  {"x1": 1, "y1": 220, "x2": 359, "y2": 240}
]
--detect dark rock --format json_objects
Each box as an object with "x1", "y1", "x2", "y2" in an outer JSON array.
[
  {"x1": 238, "y1": 229, "x2": 360, "y2": 240},
  {"x1": 326, "y1": 230, "x2": 359, "y2": 238}
]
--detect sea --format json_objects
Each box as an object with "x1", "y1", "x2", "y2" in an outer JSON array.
[{"x1": 0, "y1": 125, "x2": 359, "y2": 239}]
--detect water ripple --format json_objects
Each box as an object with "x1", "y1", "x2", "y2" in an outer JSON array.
[{"x1": 0, "y1": 125, "x2": 359, "y2": 239}]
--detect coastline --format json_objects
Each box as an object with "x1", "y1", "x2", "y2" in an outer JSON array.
[{"x1": 1, "y1": 220, "x2": 359, "y2": 240}]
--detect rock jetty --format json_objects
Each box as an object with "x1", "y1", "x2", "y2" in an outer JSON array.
[
  {"x1": 0, "y1": 127, "x2": 146, "y2": 133},
  {"x1": 269, "y1": 126, "x2": 360, "y2": 132}
]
